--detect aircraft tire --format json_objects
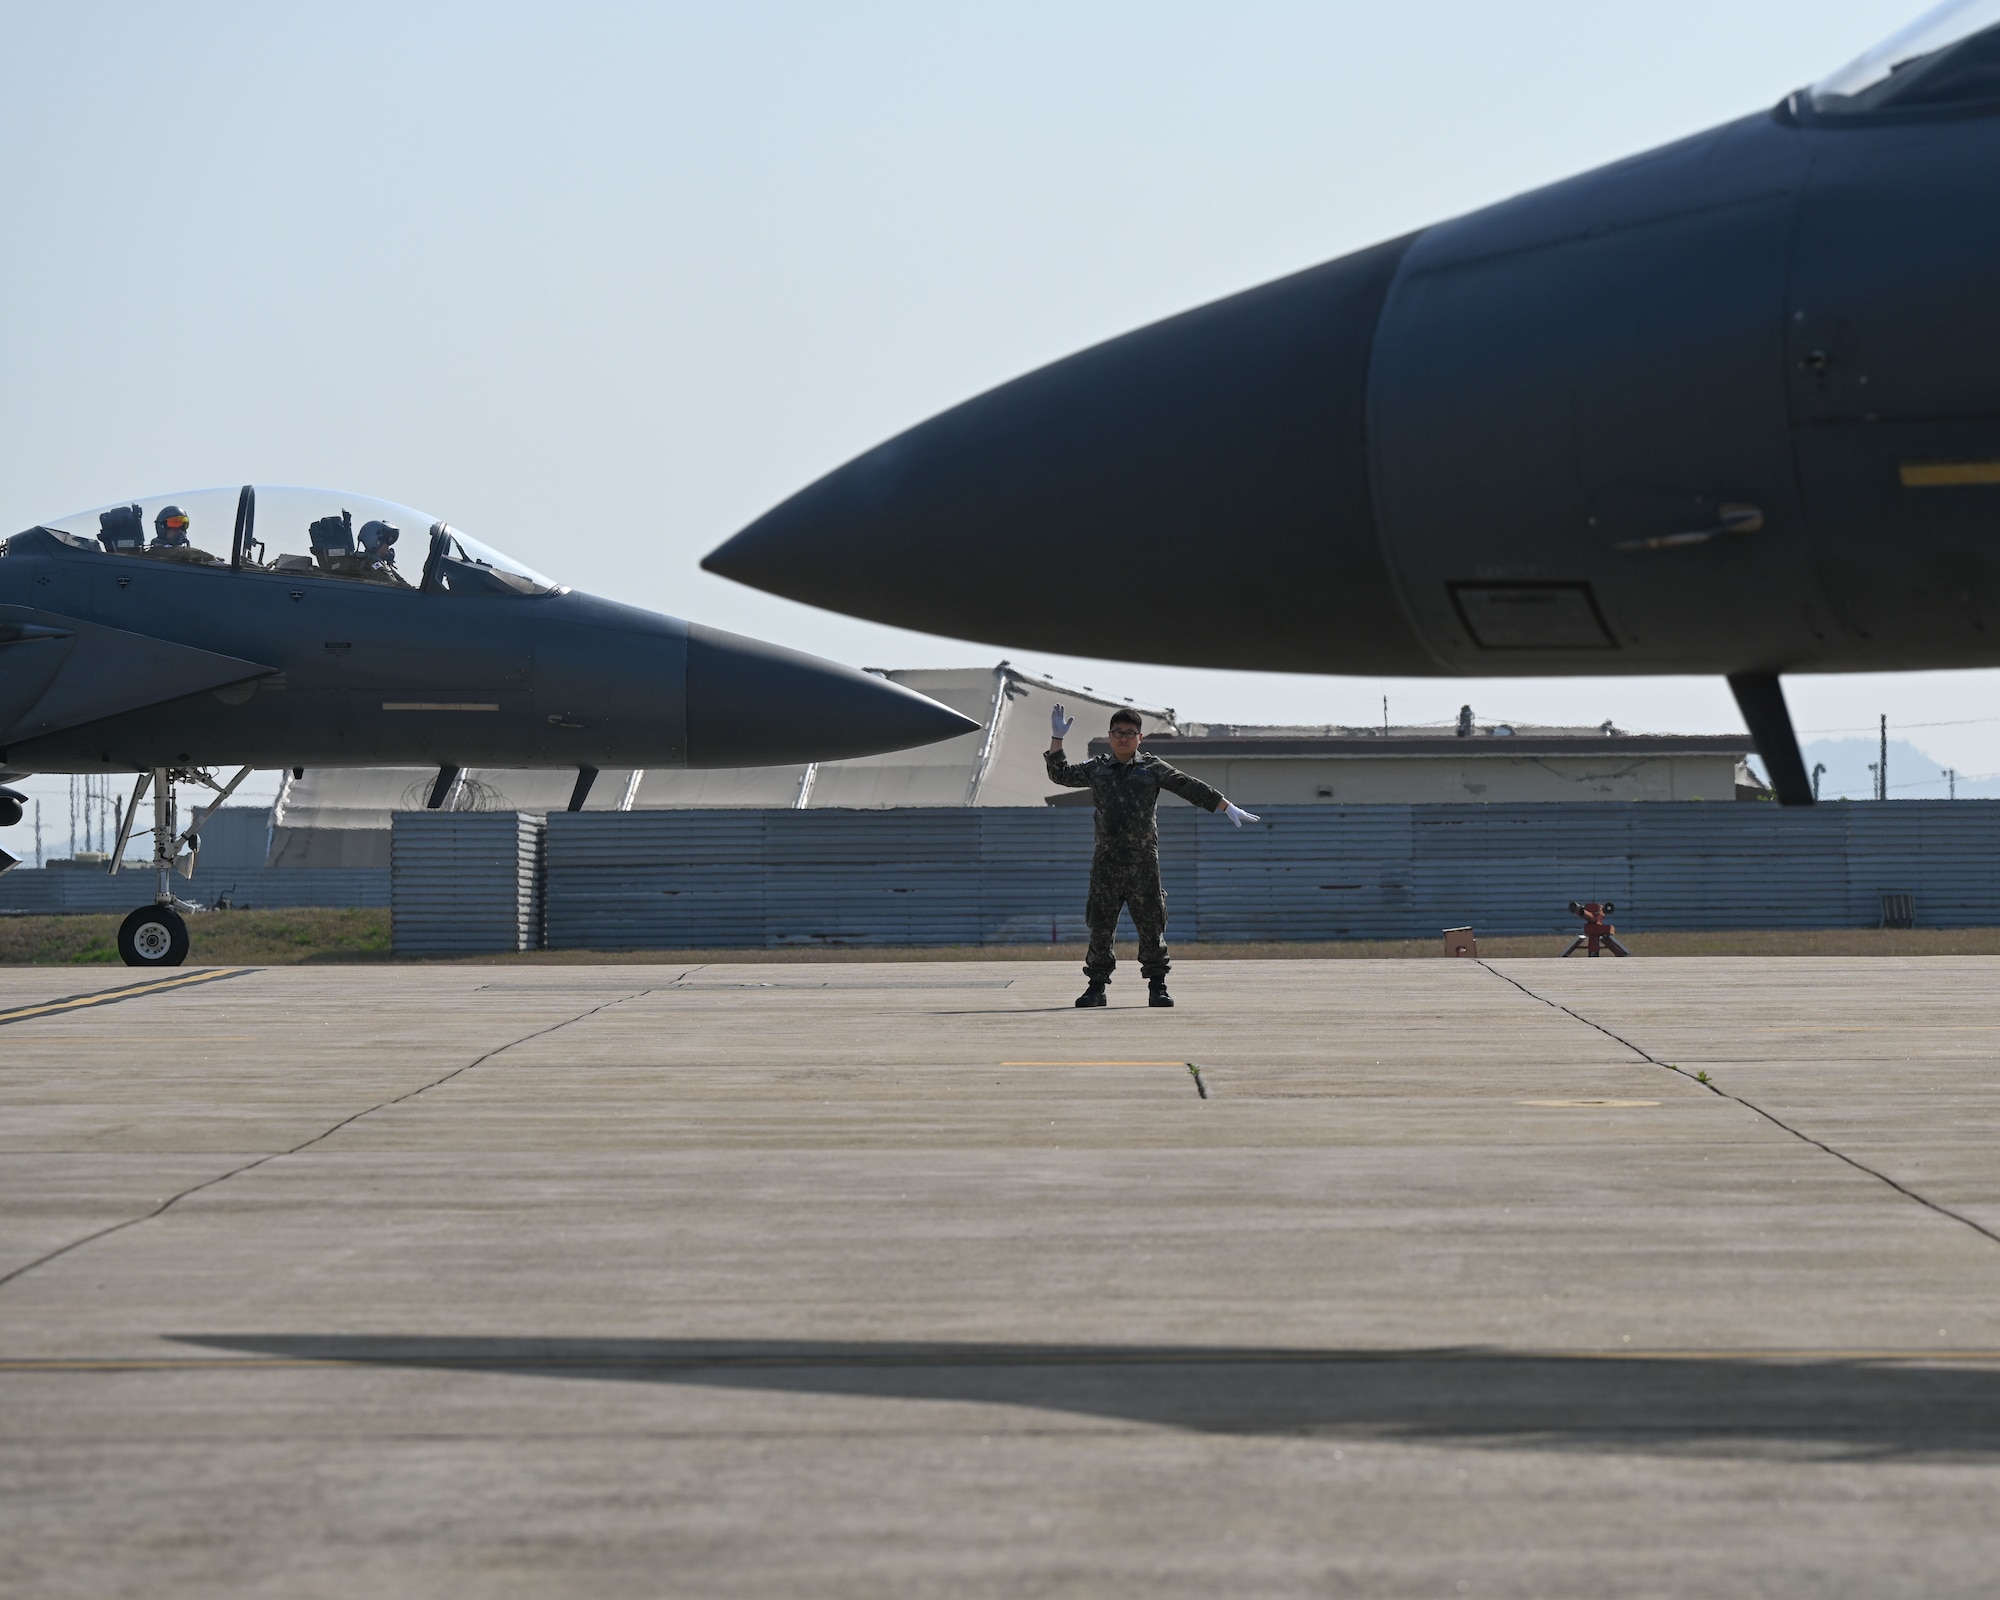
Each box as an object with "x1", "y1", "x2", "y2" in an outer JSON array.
[{"x1": 118, "y1": 906, "x2": 189, "y2": 968}]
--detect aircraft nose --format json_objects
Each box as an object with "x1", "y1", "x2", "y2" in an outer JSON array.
[
  {"x1": 684, "y1": 623, "x2": 979, "y2": 766},
  {"x1": 702, "y1": 235, "x2": 1434, "y2": 674}
]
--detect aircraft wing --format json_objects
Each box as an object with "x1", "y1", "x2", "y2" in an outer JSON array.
[{"x1": 0, "y1": 606, "x2": 274, "y2": 747}]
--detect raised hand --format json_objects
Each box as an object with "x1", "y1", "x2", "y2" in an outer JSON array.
[{"x1": 1050, "y1": 703, "x2": 1075, "y2": 740}]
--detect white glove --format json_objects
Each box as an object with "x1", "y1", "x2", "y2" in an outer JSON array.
[
  {"x1": 1220, "y1": 802, "x2": 1259, "y2": 827},
  {"x1": 1050, "y1": 703, "x2": 1075, "y2": 740}
]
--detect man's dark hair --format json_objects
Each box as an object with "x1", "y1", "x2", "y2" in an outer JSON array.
[{"x1": 1108, "y1": 709, "x2": 1143, "y2": 733}]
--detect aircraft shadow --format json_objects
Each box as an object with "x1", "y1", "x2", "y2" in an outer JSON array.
[{"x1": 178, "y1": 1335, "x2": 2000, "y2": 1460}]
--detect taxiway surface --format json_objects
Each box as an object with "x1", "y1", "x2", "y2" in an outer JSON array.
[{"x1": 3, "y1": 956, "x2": 1999, "y2": 1597}]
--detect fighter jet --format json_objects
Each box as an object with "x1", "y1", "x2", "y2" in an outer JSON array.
[
  {"x1": 705, "y1": 2, "x2": 2000, "y2": 809},
  {"x1": 0, "y1": 483, "x2": 976, "y2": 964}
]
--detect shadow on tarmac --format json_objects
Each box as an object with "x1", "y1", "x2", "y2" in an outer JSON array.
[{"x1": 179, "y1": 1335, "x2": 2000, "y2": 1460}]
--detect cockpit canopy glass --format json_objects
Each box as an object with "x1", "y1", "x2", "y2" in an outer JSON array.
[
  {"x1": 425, "y1": 529, "x2": 560, "y2": 597},
  {"x1": 1810, "y1": 0, "x2": 2000, "y2": 115},
  {"x1": 26, "y1": 485, "x2": 561, "y2": 597},
  {"x1": 39, "y1": 487, "x2": 238, "y2": 568}
]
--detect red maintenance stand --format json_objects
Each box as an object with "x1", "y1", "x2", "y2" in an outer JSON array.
[{"x1": 1562, "y1": 900, "x2": 1630, "y2": 957}]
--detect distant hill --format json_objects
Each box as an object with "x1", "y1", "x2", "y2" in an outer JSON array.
[{"x1": 1796, "y1": 738, "x2": 2000, "y2": 801}]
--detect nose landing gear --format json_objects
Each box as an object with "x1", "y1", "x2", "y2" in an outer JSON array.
[
  {"x1": 107, "y1": 764, "x2": 253, "y2": 967},
  {"x1": 118, "y1": 904, "x2": 190, "y2": 967}
]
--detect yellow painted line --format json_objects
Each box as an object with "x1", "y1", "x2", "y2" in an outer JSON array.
[
  {"x1": 0, "y1": 968, "x2": 258, "y2": 1028},
  {"x1": 1000, "y1": 1056, "x2": 1184, "y2": 1072},
  {"x1": 1518, "y1": 1098, "x2": 1660, "y2": 1108},
  {"x1": 0, "y1": 1358, "x2": 340, "y2": 1371},
  {"x1": 1901, "y1": 460, "x2": 2000, "y2": 488}
]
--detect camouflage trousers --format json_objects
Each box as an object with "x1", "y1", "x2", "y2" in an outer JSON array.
[{"x1": 1084, "y1": 852, "x2": 1170, "y2": 982}]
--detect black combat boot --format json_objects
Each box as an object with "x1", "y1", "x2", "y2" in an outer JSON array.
[
  {"x1": 1148, "y1": 978, "x2": 1174, "y2": 1008},
  {"x1": 1075, "y1": 977, "x2": 1108, "y2": 1008}
]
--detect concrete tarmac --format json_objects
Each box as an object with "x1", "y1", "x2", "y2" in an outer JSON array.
[{"x1": 3, "y1": 956, "x2": 2000, "y2": 1597}]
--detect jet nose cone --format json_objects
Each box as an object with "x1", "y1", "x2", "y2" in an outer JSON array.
[
  {"x1": 684, "y1": 623, "x2": 979, "y2": 767},
  {"x1": 703, "y1": 235, "x2": 1433, "y2": 674}
]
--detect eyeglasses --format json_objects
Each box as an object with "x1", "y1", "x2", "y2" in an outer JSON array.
[{"x1": 1108, "y1": 726, "x2": 1141, "y2": 737}]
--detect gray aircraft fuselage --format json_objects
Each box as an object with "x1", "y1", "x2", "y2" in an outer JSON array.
[
  {"x1": 0, "y1": 511, "x2": 974, "y2": 781},
  {"x1": 704, "y1": 22, "x2": 2000, "y2": 721}
]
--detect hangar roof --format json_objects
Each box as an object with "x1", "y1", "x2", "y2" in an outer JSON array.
[{"x1": 1110, "y1": 730, "x2": 1754, "y2": 759}]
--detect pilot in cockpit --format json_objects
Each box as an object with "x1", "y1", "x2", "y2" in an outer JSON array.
[
  {"x1": 357, "y1": 519, "x2": 408, "y2": 585},
  {"x1": 151, "y1": 506, "x2": 191, "y2": 550},
  {"x1": 146, "y1": 504, "x2": 221, "y2": 566},
  {"x1": 358, "y1": 518, "x2": 397, "y2": 565}
]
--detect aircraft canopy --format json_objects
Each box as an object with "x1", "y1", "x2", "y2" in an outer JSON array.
[
  {"x1": 23, "y1": 485, "x2": 561, "y2": 597},
  {"x1": 1811, "y1": 0, "x2": 2000, "y2": 114}
]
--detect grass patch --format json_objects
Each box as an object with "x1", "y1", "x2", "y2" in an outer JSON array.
[{"x1": 0, "y1": 908, "x2": 391, "y2": 966}]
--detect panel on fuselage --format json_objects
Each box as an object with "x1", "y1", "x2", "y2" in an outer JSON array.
[
  {"x1": 1787, "y1": 115, "x2": 2000, "y2": 663},
  {"x1": 1370, "y1": 114, "x2": 1827, "y2": 674}
]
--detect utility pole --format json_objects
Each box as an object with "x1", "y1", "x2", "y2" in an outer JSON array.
[
  {"x1": 1878, "y1": 714, "x2": 1888, "y2": 800},
  {"x1": 1948, "y1": 768, "x2": 1957, "y2": 800},
  {"x1": 1382, "y1": 695, "x2": 1388, "y2": 734},
  {"x1": 33, "y1": 800, "x2": 41, "y2": 868}
]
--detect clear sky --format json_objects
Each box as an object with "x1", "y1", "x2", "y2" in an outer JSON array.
[{"x1": 5, "y1": 0, "x2": 1990, "y2": 850}]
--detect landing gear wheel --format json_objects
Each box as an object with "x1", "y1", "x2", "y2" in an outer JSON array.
[{"x1": 118, "y1": 905, "x2": 189, "y2": 968}]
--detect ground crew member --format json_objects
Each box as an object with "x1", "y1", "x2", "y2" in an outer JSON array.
[{"x1": 1047, "y1": 703, "x2": 1259, "y2": 1008}]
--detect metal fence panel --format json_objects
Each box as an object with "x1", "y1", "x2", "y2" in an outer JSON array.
[
  {"x1": 1843, "y1": 802, "x2": 2000, "y2": 929},
  {"x1": 1192, "y1": 806, "x2": 1415, "y2": 942},
  {"x1": 1632, "y1": 804, "x2": 1848, "y2": 929},
  {"x1": 34, "y1": 799, "x2": 2000, "y2": 945},
  {"x1": 763, "y1": 810, "x2": 983, "y2": 945},
  {"x1": 545, "y1": 811, "x2": 764, "y2": 948},
  {"x1": 522, "y1": 800, "x2": 2000, "y2": 950},
  {"x1": 976, "y1": 810, "x2": 1097, "y2": 944},
  {"x1": 1415, "y1": 805, "x2": 1633, "y2": 937},
  {"x1": 392, "y1": 811, "x2": 543, "y2": 954}
]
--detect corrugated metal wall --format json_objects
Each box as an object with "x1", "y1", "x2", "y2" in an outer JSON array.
[
  {"x1": 391, "y1": 812, "x2": 544, "y2": 954},
  {"x1": 0, "y1": 865, "x2": 389, "y2": 914},
  {"x1": 531, "y1": 801, "x2": 2000, "y2": 950},
  {"x1": 543, "y1": 810, "x2": 1105, "y2": 948}
]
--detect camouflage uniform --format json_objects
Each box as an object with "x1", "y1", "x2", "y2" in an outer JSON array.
[{"x1": 1045, "y1": 747, "x2": 1223, "y2": 981}]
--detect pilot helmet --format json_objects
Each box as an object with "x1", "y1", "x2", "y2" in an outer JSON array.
[
  {"x1": 153, "y1": 505, "x2": 190, "y2": 546},
  {"x1": 358, "y1": 519, "x2": 400, "y2": 558}
]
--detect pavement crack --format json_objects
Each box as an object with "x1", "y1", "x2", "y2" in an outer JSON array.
[
  {"x1": 1478, "y1": 960, "x2": 2000, "y2": 1251},
  {"x1": 0, "y1": 990, "x2": 648, "y2": 1295},
  {"x1": 1476, "y1": 961, "x2": 1659, "y2": 1065}
]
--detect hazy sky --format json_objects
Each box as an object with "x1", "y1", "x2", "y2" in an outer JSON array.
[{"x1": 6, "y1": 0, "x2": 1991, "y2": 842}]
